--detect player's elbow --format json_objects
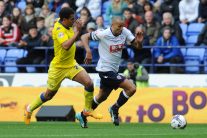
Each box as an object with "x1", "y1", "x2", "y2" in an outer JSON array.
[{"x1": 81, "y1": 33, "x2": 90, "y2": 41}]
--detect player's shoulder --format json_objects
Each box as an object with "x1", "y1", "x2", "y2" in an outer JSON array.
[
  {"x1": 53, "y1": 21, "x2": 64, "y2": 32},
  {"x1": 122, "y1": 27, "x2": 131, "y2": 33}
]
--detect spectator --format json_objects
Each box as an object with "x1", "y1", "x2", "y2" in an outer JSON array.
[
  {"x1": 123, "y1": 61, "x2": 149, "y2": 87},
  {"x1": 143, "y1": 1, "x2": 161, "y2": 22},
  {"x1": 20, "y1": 4, "x2": 36, "y2": 35},
  {"x1": 64, "y1": 0, "x2": 77, "y2": 11},
  {"x1": 143, "y1": 11, "x2": 160, "y2": 45},
  {"x1": 16, "y1": 25, "x2": 44, "y2": 73},
  {"x1": 0, "y1": 1, "x2": 9, "y2": 25},
  {"x1": 0, "y1": 15, "x2": 21, "y2": 46},
  {"x1": 30, "y1": 0, "x2": 44, "y2": 16},
  {"x1": 154, "y1": 27, "x2": 184, "y2": 73},
  {"x1": 4, "y1": 0, "x2": 15, "y2": 14},
  {"x1": 39, "y1": 4, "x2": 56, "y2": 28},
  {"x1": 160, "y1": 12, "x2": 185, "y2": 45},
  {"x1": 41, "y1": 26, "x2": 54, "y2": 65},
  {"x1": 76, "y1": 0, "x2": 101, "y2": 19},
  {"x1": 179, "y1": 0, "x2": 200, "y2": 24},
  {"x1": 96, "y1": 15, "x2": 105, "y2": 30},
  {"x1": 123, "y1": 8, "x2": 139, "y2": 34},
  {"x1": 61, "y1": 2, "x2": 70, "y2": 9},
  {"x1": 106, "y1": 0, "x2": 128, "y2": 24},
  {"x1": 48, "y1": 0, "x2": 63, "y2": 14},
  {"x1": 131, "y1": 0, "x2": 147, "y2": 17},
  {"x1": 41, "y1": 26, "x2": 53, "y2": 47},
  {"x1": 195, "y1": 24, "x2": 207, "y2": 46},
  {"x1": 36, "y1": 17, "x2": 47, "y2": 35},
  {"x1": 198, "y1": 0, "x2": 207, "y2": 23},
  {"x1": 11, "y1": 7, "x2": 24, "y2": 28},
  {"x1": 160, "y1": 0, "x2": 179, "y2": 22},
  {"x1": 133, "y1": 25, "x2": 151, "y2": 67},
  {"x1": 79, "y1": 7, "x2": 95, "y2": 35}
]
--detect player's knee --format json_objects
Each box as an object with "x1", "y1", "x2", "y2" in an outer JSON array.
[
  {"x1": 84, "y1": 80, "x2": 94, "y2": 92},
  {"x1": 44, "y1": 92, "x2": 56, "y2": 101},
  {"x1": 129, "y1": 85, "x2": 136, "y2": 96}
]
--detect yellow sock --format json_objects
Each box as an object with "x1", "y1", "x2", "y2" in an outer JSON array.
[
  {"x1": 84, "y1": 90, "x2": 93, "y2": 111},
  {"x1": 29, "y1": 93, "x2": 46, "y2": 112}
]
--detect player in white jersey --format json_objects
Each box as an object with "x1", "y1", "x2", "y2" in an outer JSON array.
[{"x1": 75, "y1": 17, "x2": 143, "y2": 127}]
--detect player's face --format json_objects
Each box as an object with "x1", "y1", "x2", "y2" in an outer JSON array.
[
  {"x1": 112, "y1": 21, "x2": 124, "y2": 36},
  {"x1": 66, "y1": 14, "x2": 75, "y2": 27}
]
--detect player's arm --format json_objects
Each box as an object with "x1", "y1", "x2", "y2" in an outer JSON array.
[
  {"x1": 62, "y1": 20, "x2": 82, "y2": 50},
  {"x1": 81, "y1": 32, "x2": 92, "y2": 64}
]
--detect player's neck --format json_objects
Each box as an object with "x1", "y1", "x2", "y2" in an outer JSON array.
[{"x1": 59, "y1": 21, "x2": 70, "y2": 29}]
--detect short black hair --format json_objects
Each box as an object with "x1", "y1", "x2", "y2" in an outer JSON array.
[
  {"x1": 59, "y1": 7, "x2": 74, "y2": 21},
  {"x1": 123, "y1": 8, "x2": 133, "y2": 13}
]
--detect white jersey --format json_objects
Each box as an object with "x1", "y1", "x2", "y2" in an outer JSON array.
[{"x1": 90, "y1": 27, "x2": 135, "y2": 72}]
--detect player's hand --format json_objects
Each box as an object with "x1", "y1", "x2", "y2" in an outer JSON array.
[
  {"x1": 136, "y1": 31, "x2": 144, "y2": 43},
  {"x1": 84, "y1": 51, "x2": 92, "y2": 64},
  {"x1": 74, "y1": 19, "x2": 82, "y2": 32}
]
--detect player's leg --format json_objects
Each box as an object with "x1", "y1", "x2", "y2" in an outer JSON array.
[
  {"x1": 71, "y1": 68, "x2": 100, "y2": 128},
  {"x1": 72, "y1": 69, "x2": 94, "y2": 113},
  {"x1": 24, "y1": 89, "x2": 58, "y2": 125},
  {"x1": 109, "y1": 79, "x2": 136, "y2": 126},
  {"x1": 91, "y1": 88, "x2": 113, "y2": 110},
  {"x1": 24, "y1": 66, "x2": 63, "y2": 125}
]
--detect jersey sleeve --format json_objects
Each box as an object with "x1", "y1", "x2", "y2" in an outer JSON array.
[
  {"x1": 90, "y1": 30, "x2": 103, "y2": 41},
  {"x1": 124, "y1": 27, "x2": 135, "y2": 43},
  {"x1": 55, "y1": 27, "x2": 68, "y2": 44}
]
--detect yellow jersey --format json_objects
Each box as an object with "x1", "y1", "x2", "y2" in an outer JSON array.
[{"x1": 51, "y1": 21, "x2": 77, "y2": 68}]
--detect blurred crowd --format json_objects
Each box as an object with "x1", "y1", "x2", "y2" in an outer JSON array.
[{"x1": 0, "y1": 0, "x2": 207, "y2": 73}]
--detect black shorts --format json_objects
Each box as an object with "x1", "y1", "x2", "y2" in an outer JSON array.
[{"x1": 98, "y1": 71, "x2": 125, "y2": 91}]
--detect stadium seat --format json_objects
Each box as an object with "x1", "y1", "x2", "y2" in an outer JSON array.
[
  {"x1": 180, "y1": 48, "x2": 186, "y2": 56},
  {"x1": 186, "y1": 23, "x2": 205, "y2": 36},
  {"x1": 186, "y1": 48, "x2": 206, "y2": 62},
  {"x1": 0, "y1": 49, "x2": 7, "y2": 63},
  {"x1": 4, "y1": 57, "x2": 18, "y2": 73},
  {"x1": 179, "y1": 23, "x2": 188, "y2": 36},
  {"x1": 26, "y1": 67, "x2": 36, "y2": 73},
  {"x1": 6, "y1": 49, "x2": 24, "y2": 58},
  {"x1": 4, "y1": 49, "x2": 25, "y2": 73},
  {"x1": 186, "y1": 35, "x2": 198, "y2": 46},
  {"x1": 185, "y1": 56, "x2": 200, "y2": 73},
  {"x1": 204, "y1": 56, "x2": 207, "y2": 73}
]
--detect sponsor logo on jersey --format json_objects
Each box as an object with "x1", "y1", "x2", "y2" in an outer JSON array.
[{"x1": 109, "y1": 44, "x2": 124, "y2": 53}]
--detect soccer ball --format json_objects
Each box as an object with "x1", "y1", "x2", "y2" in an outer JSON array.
[{"x1": 171, "y1": 115, "x2": 187, "y2": 129}]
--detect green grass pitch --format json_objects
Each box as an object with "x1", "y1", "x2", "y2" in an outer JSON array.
[{"x1": 0, "y1": 122, "x2": 207, "y2": 138}]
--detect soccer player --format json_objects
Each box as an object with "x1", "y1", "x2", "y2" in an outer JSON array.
[
  {"x1": 24, "y1": 7, "x2": 101, "y2": 126},
  {"x1": 76, "y1": 17, "x2": 144, "y2": 127}
]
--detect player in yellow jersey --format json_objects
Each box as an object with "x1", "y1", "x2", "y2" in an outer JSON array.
[{"x1": 24, "y1": 7, "x2": 102, "y2": 128}]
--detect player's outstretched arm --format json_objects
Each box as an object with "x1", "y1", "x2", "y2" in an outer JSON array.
[
  {"x1": 132, "y1": 31, "x2": 144, "y2": 49},
  {"x1": 81, "y1": 33, "x2": 92, "y2": 64},
  {"x1": 62, "y1": 19, "x2": 82, "y2": 50}
]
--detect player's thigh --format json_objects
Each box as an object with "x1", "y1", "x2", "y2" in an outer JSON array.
[
  {"x1": 119, "y1": 79, "x2": 136, "y2": 93},
  {"x1": 47, "y1": 67, "x2": 65, "y2": 91},
  {"x1": 71, "y1": 66, "x2": 92, "y2": 87}
]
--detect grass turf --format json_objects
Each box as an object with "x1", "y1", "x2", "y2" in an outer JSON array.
[{"x1": 0, "y1": 122, "x2": 207, "y2": 138}]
